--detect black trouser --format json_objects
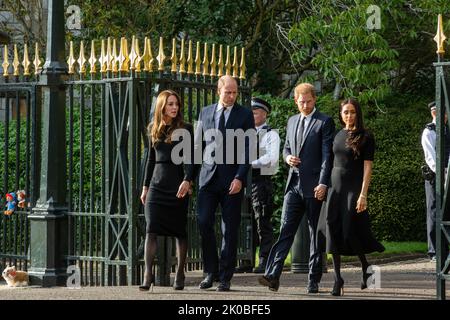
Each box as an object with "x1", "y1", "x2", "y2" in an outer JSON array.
[
  {"x1": 251, "y1": 174, "x2": 274, "y2": 263},
  {"x1": 425, "y1": 178, "x2": 437, "y2": 257}
]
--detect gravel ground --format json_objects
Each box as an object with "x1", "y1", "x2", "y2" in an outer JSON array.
[{"x1": 0, "y1": 256, "x2": 448, "y2": 300}]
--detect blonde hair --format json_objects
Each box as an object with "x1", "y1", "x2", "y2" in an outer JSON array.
[
  {"x1": 149, "y1": 90, "x2": 184, "y2": 145},
  {"x1": 294, "y1": 83, "x2": 316, "y2": 100}
]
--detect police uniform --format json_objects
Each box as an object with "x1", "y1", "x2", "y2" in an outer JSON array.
[
  {"x1": 421, "y1": 101, "x2": 450, "y2": 260},
  {"x1": 250, "y1": 98, "x2": 280, "y2": 273}
]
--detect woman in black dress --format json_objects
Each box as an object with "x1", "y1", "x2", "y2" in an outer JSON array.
[
  {"x1": 139, "y1": 90, "x2": 194, "y2": 291},
  {"x1": 320, "y1": 98, "x2": 384, "y2": 296}
]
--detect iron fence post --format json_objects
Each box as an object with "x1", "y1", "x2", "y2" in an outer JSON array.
[{"x1": 27, "y1": 0, "x2": 69, "y2": 287}]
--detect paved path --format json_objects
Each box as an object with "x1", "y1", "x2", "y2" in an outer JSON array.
[{"x1": 0, "y1": 257, "x2": 448, "y2": 300}]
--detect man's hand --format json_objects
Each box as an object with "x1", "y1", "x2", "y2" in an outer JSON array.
[
  {"x1": 286, "y1": 155, "x2": 301, "y2": 167},
  {"x1": 314, "y1": 184, "x2": 327, "y2": 201},
  {"x1": 229, "y1": 179, "x2": 242, "y2": 195}
]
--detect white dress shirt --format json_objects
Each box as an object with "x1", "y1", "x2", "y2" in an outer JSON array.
[
  {"x1": 215, "y1": 103, "x2": 233, "y2": 129},
  {"x1": 252, "y1": 122, "x2": 280, "y2": 175},
  {"x1": 422, "y1": 120, "x2": 436, "y2": 173}
]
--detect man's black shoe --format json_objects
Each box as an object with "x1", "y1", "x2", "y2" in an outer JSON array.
[
  {"x1": 199, "y1": 273, "x2": 219, "y2": 289},
  {"x1": 235, "y1": 265, "x2": 253, "y2": 273},
  {"x1": 307, "y1": 281, "x2": 319, "y2": 294},
  {"x1": 216, "y1": 281, "x2": 231, "y2": 292},
  {"x1": 258, "y1": 275, "x2": 279, "y2": 292}
]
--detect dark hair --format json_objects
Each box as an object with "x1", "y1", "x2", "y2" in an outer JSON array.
[{"x1": 339, "y1": 98, "x2": 367, "y2": 158}]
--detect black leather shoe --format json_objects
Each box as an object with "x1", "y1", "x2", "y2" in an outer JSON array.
[
  {"x1": 199, "y1": 273, "x2": 219, "y2": 289},
  {"x1": 307, "y1": 281, "x2": 319, "y2": 294},
  {"x1": 216, "y1": 281, "x2": 231, "y2": 292},
  {"x1": 258, "y1": 275, "x2": 280, "y2": 292}
]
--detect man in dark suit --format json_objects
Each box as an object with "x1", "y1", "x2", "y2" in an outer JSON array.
[
  {"x1": 194, "y1": 75, "x2": 255, "y2": 291},
  {"x1": 258, "y1": 83, "x2": 334, "y2": 293}
]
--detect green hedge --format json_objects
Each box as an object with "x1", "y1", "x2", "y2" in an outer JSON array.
[{"x1": 257, "y1": 93, "x2": 429, "y2": 241}]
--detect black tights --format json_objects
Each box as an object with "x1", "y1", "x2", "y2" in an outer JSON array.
[
  {"x1": 331, "y1": 254, "x2": 370, "y2": 281},
  {"x1": 142, "y1": 233, "x2": 188, "y2": 286}
]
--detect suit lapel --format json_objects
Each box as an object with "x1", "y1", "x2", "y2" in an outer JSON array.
[
  {"x1": 292, "y1": 114, "x2": 301, "y2": 157},
  {"x1": 299, "y1": 112, "x2": 319, "y2": 153},
  {"x1": 206, "y1": 103, "x2": 217, "y2": 130}
]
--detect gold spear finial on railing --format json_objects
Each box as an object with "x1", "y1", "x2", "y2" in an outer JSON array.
[
  {"x1": 434, "y1": 14, "x2": 447, "y2": 55},
  {"x1": 23, "y1": 43, "x2": 31, "y2": 76},
  {"x1": 67, "y1": 41, "x2": 76, "y2": 74},
  {"x1": 179, "y1": 38, "x2": 186, "y2": 74},
  {"x1": 157, "y1": 37, "x2": 166, "y2": 72},
  {"x1": 13, "y1": 44, "x2": 20, "y2": 76},
  {"x1": 33, "y1": 43, "x2": 42, "y2": 75},
  {"x1": 106, "y1": 37, "x2": 113, "y2": 72},
  {"x1": 99, "y1": 39, "x2": 107, "y2": 73},
  {"x1": 232, "y1": 46, "x2": 238, "y2": 78},
  {"x1": 217, "y1": 44, "x2": 224, "y2": 77},
  {"x1": 142, "y1": 37, "x2": 155, "y2": 72},
  {"x1": 225, "y1": 45, "x2": 231, "y2": 76},
  {"x1": 171, "y1": 38, "x2": 178, "y2": 73},
  {"x1": 112, "y1": 38, "x2": 119, "y2": 73},
  {"x1": 195, "y1": 41, "x2": 201, "y2": 75},
  {"x1": 118, "y1": 37, "x2": 130, "y2": 72},
  {"x1": 134, "y1": 37, "x2": 142, "y2": 72},
  {"x1": 239, "y1": 47, "x2": 246, "y2": 80},
  {"x1": 129, "y1": 36, "x2": 138, "y2": 71},
  {"x1": 187, "y1": 40, "x2": 194, "y2": 74},
  {"x1": 203, "y1": 43, "x2": 209, "y2": 76},
  {"x1": 210, "y1": 44, "x2": 217, "y2": 77},
  {"x1": 78, "y1": 41, "x2": 87, "y2": 75},
  {"x1": 89, "y1": 40, "x2": 97, "y2": 75},
  {"x1": 2, "y1": 45, "x2": 9, "y2": 77}
]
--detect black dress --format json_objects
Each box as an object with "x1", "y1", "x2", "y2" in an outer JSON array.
[
  {"x1": 318, "y1": 129, "x2": 385, "y2": 255},
  {"x1": 143, "y1": 123, "x2": 194, "y2": 238}
]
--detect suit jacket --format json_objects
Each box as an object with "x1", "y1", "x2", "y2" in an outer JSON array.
[
  {"x1": 193, "y1": 103, "x2": 255, "y2": 188},
  {"x1": 282, "y1": 110, "x2": 335, "y2": 198}
]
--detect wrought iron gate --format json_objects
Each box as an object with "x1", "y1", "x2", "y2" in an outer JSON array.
[{"x1": 3, "y1": 37, "x2": 252, "y2": 286}]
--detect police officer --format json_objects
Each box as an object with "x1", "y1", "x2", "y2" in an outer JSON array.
[
  {"x1": 421, "y1": 101, "x2": 450, "y2": 261},
  {"x1": 249, "y1": 97, "x2": 280, "y2": 273}
]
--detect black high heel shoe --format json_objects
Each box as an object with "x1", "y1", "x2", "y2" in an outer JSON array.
[
  {"x1": 331, "y1": 278, "x2": 344, "y2": 296},
  {"x1": 173, "y1": 273, "x2": 185, "y2": 290},
  {"x1": 139, "y1": 274, "x2": 155, "y2": 292},
  {"x1": 361, "y1": 269, "x2": 372, "y2": 290}
]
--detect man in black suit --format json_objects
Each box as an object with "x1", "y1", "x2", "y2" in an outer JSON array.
[
  {"x1": 194, "y1": 75, "x2": 255, "y2": 291},
  {"x1": 258, "y1": 83, "x2": 334, "y2": 293}
]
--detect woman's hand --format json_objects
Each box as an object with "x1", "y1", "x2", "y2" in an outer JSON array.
[
  {"x1": 177, "y1": 180, "x2": 191, "y2": 198},
  {"x1": 356, "y1": 194, "x2": 367, "y2": 213},
  {"x1": 140, "y1": 186, "x2": 149, "y2": 205}
]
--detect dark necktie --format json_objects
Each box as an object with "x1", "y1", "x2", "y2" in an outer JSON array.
[
  {"x1": 219, "y1": 107, "x2": 226, "y2": 136},
  {"x1": 297, "y1": 116, "x2": 306, "y2": 148}
]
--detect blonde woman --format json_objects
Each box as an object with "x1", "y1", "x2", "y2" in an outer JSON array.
[{"x1": 139, "y1": 90, "x2": 194, "y2": 291}]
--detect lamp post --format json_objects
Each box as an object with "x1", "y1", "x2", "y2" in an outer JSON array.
[{"x1": 27, "y1": 0, "x2": 69, "y2": 287}]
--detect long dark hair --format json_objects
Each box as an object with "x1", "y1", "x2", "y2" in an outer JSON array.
[
  {"x1": 339, "y1": 98, "x2": 367, "y2": 158},
  {"x1": 148, "y1": 90, "x2": 184, "y2": 145}
]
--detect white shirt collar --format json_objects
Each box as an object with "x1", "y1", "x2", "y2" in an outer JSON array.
[
  {"x1": 256, "y1": 122, "x2": 268, "y2": 131},
  {"x1": 301, "y1": 108, "x2": 316, "y2": 120},
  {"x1": 217, "y1": 103, "x2": 234, "y2": 112}
]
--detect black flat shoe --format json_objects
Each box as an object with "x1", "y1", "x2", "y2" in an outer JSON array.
[
  {"x1": 331, "y1": 278, "x2": 344, "y2": 296},
  {"x1": 361, "y1": 270, "x2": 373, "y2": 290}
]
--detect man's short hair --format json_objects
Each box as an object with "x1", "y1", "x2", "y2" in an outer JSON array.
[
  {"x1": 217, "y1": 75, "x2": 238, "y2": 92},
  {"x1": 294, "y1": 83, "x2": 316, "y2": 100}
]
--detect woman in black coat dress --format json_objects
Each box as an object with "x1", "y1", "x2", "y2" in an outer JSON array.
[
  {"x1": 319, "y1": 98, "x2": 384, "y2": 296},
  {"x1": 139, "y1": 90, "x2": 194, "y2": 291}
]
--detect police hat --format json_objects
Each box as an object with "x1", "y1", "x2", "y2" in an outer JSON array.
[
  {"x1": 251, "y1": 97, "x2": 271, "y2": 114},
  {"x1": 429, "y1": 101, "x2": 436, "y2": 110}
]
